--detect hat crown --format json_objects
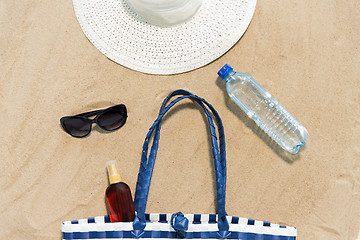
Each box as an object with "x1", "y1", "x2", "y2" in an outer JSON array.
[{"x1": 125, "y1": 0, "x2": 202, "y2": 26}]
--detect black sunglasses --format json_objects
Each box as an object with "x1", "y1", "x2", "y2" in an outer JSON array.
[{"x1": 60, "y1": 104, "x2": 127, "y2": 138}]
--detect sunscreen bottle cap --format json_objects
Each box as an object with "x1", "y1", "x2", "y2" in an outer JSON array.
[{"x1": 106, "y1": 160, "x2": 122, "y2": 184}]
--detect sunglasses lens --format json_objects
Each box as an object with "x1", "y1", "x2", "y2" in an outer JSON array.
[
  {"x1": 62, "y1": 117, "x2": 91, "y2": 137},
  {"x1": 97, "y1": 106, "x2": 127, "y2": 131}
]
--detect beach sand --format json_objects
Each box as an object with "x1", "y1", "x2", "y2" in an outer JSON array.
[{"x1": 0, "y1": 0, "x2": 359, "y2": 239}]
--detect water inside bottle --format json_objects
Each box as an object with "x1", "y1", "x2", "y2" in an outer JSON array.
[{"x1": 226, "y1": 73, "x2": 309, "y2": 154}]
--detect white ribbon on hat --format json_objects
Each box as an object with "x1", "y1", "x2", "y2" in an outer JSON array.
[{"x1": 125, "y1": 0, "x2": 202, "y2": 26}]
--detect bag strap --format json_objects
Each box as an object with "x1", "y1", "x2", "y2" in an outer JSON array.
[
  {"x1": 134, "y1": 91, "x2": 227, "y2": 214},
  {"x1": 132, "y1": 90, "x2": 230, "y2": 238},
  {"x1": 134, "y1": 90, "x2": 227, "y2": 209}
]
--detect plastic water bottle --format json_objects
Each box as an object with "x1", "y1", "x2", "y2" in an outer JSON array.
[{"x1": 218, "y1": 64, "x2": 309, "y2": 154}]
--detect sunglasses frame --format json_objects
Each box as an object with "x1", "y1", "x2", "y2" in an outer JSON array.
[{"x1": 60, "y1": 104, "x2": 127, "y2": 138}]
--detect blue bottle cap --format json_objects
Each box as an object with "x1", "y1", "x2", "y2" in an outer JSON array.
[{"x1": 217, "y1": 64, "x2": 233, "y2": 79}]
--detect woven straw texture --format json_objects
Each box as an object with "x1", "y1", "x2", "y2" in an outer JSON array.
[{"x1": 72, "y1": 0, "x2": 257, "y2": 75}]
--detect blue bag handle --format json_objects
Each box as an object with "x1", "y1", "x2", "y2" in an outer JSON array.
[
  {"x1": 134, "y1": 90, "x2": 227, "y2": 208},
  {"x1": 134, "y1": 90, "x2": 227, "y2": 209},
  {"x1": 132, "y1": 90, "x2": 230, "y2": 239}
]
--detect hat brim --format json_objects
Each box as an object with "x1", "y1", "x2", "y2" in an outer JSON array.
[{"x1": 73, "y1": 0, "x2": 257, "y2": 75}]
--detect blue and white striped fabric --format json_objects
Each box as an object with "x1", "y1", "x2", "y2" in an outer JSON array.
[
  {"x1": 61, "y1": 90, "x2": 297, "y2": 240},
  {"x1": 62, "y1": 214, "x2": 297, "y2": 239}
]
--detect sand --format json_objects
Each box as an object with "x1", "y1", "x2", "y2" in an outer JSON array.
[{"x1": 0, "y1": 0, "x2": 359, "y2": 239}]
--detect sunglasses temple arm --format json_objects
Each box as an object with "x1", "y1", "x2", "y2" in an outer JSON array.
[
  {"x1": 74, "y1": 104, "x2": 126, "y2": 118},
  {"x1": 76, "y1": 109, "x2": 104, "y2": 117}
]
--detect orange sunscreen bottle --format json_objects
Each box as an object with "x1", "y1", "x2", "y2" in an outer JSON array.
[{"x1": 105, "y1": 160, "x2": 135, "y2": 222}]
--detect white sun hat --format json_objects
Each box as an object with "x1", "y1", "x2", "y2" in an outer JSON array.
[{"x1": 73, "y1": 0, "x2": 257, "y2": 75}]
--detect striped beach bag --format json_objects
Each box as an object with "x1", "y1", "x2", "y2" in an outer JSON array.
[{"x1": 62, "y1": 90, "x2": 297, "y2": 239}]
